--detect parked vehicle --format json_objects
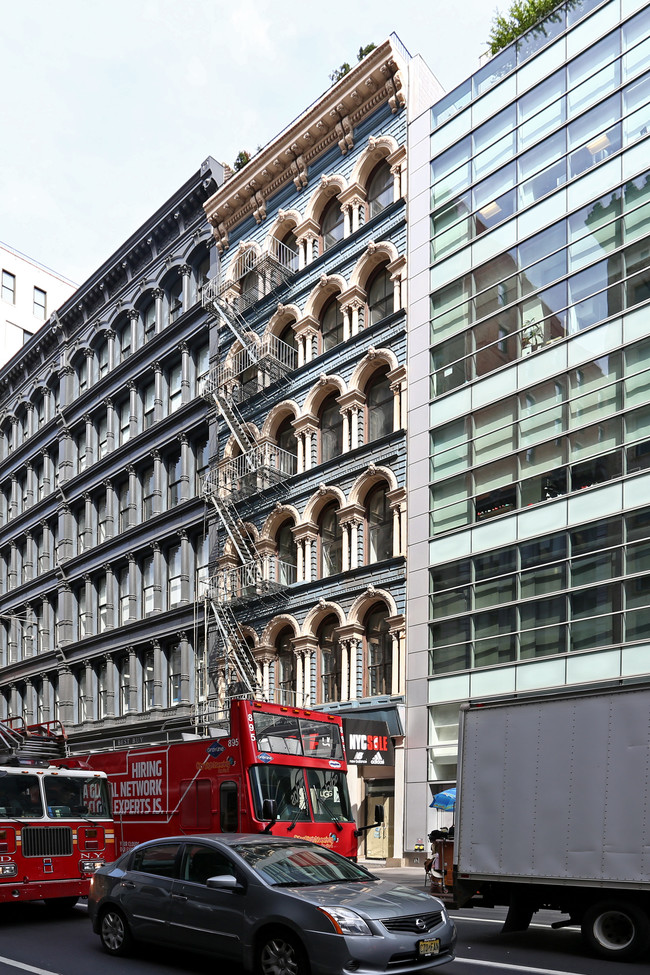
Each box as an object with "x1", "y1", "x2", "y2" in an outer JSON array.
[
  {"x1": 0, "y1": 718, "x2": 113, "y2": 908},
  {"x1": 89, "y1": 833, "x2": 456, "y2": 975},
  {"x1": 61, "y1": 698, "x2": 367, "y2": 858},
  {"x1": 438, "y1": 684, "x2": 650, "y2": 960}
]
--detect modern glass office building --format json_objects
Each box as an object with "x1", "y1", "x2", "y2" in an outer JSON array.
[{"x1": 406, "y1": 0, "x2": 650, "y2": 849}]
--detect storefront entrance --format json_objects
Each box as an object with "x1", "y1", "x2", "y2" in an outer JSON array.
[{"x1": 363, "y1": 782, "x2": 394, "y2": 859}]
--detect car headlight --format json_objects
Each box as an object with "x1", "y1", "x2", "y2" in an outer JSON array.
[{"x1": 318, "y1": 906, "x2": 372, "y2": 936}]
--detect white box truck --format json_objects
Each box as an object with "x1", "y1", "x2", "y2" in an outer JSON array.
[{"x1": 448, "y1": 685, "x2": 650, "y2": 960}]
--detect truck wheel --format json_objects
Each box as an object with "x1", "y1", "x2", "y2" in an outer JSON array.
[
  {"x1": 581, "y1": 900, "x2": 650, "y2": 960},
  {"x1": 255, "y1": 929, "x2": 309, "y2": 975},
  {"x1": 99, "y1": 907, "x2": 134, "y2": 956}
]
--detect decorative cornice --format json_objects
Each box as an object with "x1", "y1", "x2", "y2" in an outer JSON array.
[{"x1": 204, "y1": 39, "x2": 407, "y2": 249}]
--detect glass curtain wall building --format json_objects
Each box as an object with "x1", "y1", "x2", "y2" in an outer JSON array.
[{"x1": 406, "y1": 0, "x2": 650, "y2": 849}]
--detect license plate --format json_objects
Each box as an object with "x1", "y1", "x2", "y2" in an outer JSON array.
[{"x1": 417, "y1": 938, "x2": 440, "y2": 957}]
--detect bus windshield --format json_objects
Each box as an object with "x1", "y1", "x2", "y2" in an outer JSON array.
[
  {"x1": 252, "y1": 712, "x2": 344, "y2": 760},
  {"x1": 250, "y1": 765, "x2": 353, "y2": 823}
]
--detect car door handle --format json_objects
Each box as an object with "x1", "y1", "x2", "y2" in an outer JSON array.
[
  {"x1": 121, "y1": 881, "x2": 136, "y2": 889},
  {"x1": 172, "y1": 894, "x2": 188, "y2": 901}
]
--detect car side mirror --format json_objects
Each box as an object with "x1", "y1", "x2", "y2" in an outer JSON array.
[{"x1": 206, "y1": 874, "x2": 239, "y2": 890}]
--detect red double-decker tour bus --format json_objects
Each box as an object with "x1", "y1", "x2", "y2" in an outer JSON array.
[
  {"x1": 0, "y1": 719, "x2": 114, "y2": 910},
  {"x1": 63, "y1": 699, "x2": 359, "y2": 859}
]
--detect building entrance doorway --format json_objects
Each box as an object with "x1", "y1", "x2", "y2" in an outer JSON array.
[{"x1": 363, "y1": 781, "x2": 394, "y2": 859}]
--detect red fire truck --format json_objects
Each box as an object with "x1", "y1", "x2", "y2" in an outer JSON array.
[
  {"x1": 0, "y1": 718, "x2": 114, "y2": 909},
  {"x1": 62, "y1": 699, "x2": 361, "y2": 859}
]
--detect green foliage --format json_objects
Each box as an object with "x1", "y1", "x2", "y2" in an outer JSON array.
[
  {"x1": 233, "y1": 150, "x2": 251, "y2": 172},
  {"x1": 488, "y1": 0, "x2": 566, "y2": 54},
  {"x1": 329, "y1": 42, "x2": 376, "y2": 84}
]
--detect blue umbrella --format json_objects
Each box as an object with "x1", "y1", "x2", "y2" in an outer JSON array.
[{"x1": 430, "y1": 787, "x2": 456, "y2": 811}]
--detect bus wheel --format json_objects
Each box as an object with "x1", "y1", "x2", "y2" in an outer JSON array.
[
  {"x1": 581, "y1": 900, "x2": 650, "y2": 960},
  {"x1": 100, "y1": 907, "x2": 134, "y2": 956},
  {"x1": 256, "y1": 929, "x2": 309, "y2": 975},
  {"x1": 44, "y1": 896, "x2": 79, "y2": 914}
]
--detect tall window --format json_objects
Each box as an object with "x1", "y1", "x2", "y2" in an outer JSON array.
[
  {"x1": 168, "y1": 451, "x2": 183, "y2": 506},
  {"x1": 366, "y1": 369, "x2": 393, "y2": 440},
  {"x1": 97, "y1": 414, "x2": 108, "y2": 458},
  {"x1": 77, "y1": 587, "x2": 90, "y2": 640},
  {"x1": 119, "y1": 566, "x2": 132, "y2": 624},
  {"x1": 118, "y1": 480, "x2": 131, "y2": 532},
  {"x1": 320, "y1": 296, "x2": 343, "y2": 352},
  {"x1": 319, "y1": 502, "x2": 342, "y2": 577},
  {"x1": 168, "y1": 275, "x2": 183, "y2": 323},
  {"x1": 119, "y1": 320, "x2": 132, "y2": 361},
  {"x1": 276, "y1": 629, "x2": 295, "y2": 705},
  {"x1": 321, "y1": 198, "x2": 344, "y2": 251},
  {"x1": 168, "y1": 645, "x2": 182, "y2": 705},
  {"x1": 97, "y1": 660, "x2": 108, "y2": 718},
  {"x1": 276, "y1": 520, "x2": 297, "y2": 585},
  {"x1": 142, "y1": 555, "x2": 155, "y2": 615},
  {"x1": 168, "y1": 543, "x2": 182, "y2": 606},
  {"x1": 2, "y1": 270, "x2": 16, "y2": 304},
  {"x1": 97, "y1": 494, "x2": 108, "y2": 543},
  {"x1": 143, "y1": 299, "x2": 156, "y2": 342},
  {"x1": 367, "y1": 266, "x2": 393, "y2": 325},
  {"x1": 142, "y1": 651, "x2": 155, "y2": 710},
  {"x1": 143, "y1": 382, "x2": 155, "y2": 429},
  {"x1": 119, "y1": 657, "x2": 131, "y2": 714},
  {"x1": 319, "y1": 394, "x2": 343, "y2": 463},
  {"x1": 142, "y1": 467, "x2": 155, "y2": 519},
  {"x1": 365, "y1": 606, "x2": 392, "y2": 696},
  {"x1": 118, "y1": 399, "x2": 131, "y2": 445},
  {"x1": 318, "y1": 617, "x2": 341, "y2": 703},
  {"x1": 33, "y1": 286, "x2": 47, "y2": 319},
  {"x1": 367, "y1": 483, "x2": 392, "y2": 563},
  {"x1": 98, "y1": 576, "x2": 108, "y2": 632},
  {"x1": 77, "y1": 669, "x2": 89, "y2": 723},
  {"x1": 168, "y1": 362, "x2": 183, "y2": 413},
  {"x1": 367, "y1": 160, "x2": 393, "y2": 218}
]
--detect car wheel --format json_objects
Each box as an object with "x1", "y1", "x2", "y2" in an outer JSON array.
[
  {"x1": 99, "y1": 907, "x2": 134, "y2": 956},
  {"x1": 581, "y1": 900, "x2": 650, "y2": 960},
  {"x1": 256, "y1": 929, "x2": 309, "y2": 975}
]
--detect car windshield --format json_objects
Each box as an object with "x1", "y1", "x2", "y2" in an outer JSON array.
[{"x1": 234, "y1": 840, "x2": 375, "y2": 887}]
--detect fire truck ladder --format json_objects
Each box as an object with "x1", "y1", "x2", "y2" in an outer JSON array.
[{"x1": 0, "y1": 719, "x2": 68, "y2": 764}]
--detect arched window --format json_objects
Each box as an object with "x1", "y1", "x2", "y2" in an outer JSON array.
[
  {"x1": 319, "y1": 394, "x2": 343, "y2": 464},
  {"x1": 276, "y1": 628, "x2": 295, "y2": 705},
  {"x1": 365, "y1": 605, "x2": 392, "y2": 696},
  {"x1": 193, "y1": 254, "x2": 212, "y2": 305},
  {"x1": 276, "y1": 519, "x2": 297, "y2": 586},
  {"x1": 367, "y1": 160, "x2": 393, "y2": 218},
  {"x1": 276, "y1": 228, "x2": 299, "y2": 273},
  {"x1": 318, "y1": 616, "x2": 341, "y2": 703},
  {"x1": 367, "y1": 266, "x2": 393, "y2": 325},
  {"x1": 321, "y1": 198, "x2": 344, "y2": 252},
  {"x1": 318, "y1": 501, "x2": 342, "y2": 577},
  {"x1": 142, "y1": 298, "x2": 156, "y2": 342},
  {"x1": 320, "y1": 296, "x2": 343, "y2": 352},
  {"x1": 279, "y1": 321, "x2": 297, "y2": 354},
  {"x1": 366, "y1": 368, "x2": 393, "y2": 440},
  {"x1": 366, "y1": 483, "x2": 392, "y2": 563}
]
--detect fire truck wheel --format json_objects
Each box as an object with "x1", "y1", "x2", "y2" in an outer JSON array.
[
  {"x1": 255, "y1": 928, "x2": 309, "y2": 975},
  {"x1": 99, "y1": 907, "x2": 134, "y2": 956}
]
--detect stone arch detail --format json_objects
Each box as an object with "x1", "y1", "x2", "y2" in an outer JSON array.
[
  {"x1": 302, "y1": 484, "x2": 347, "y2": 524},
  {"x1": 303, "y1": 274, "x2": 347, "y2": 320},
  {"x1": 304, "y1": 174, "x2": 347, "y2": 224},
  {"x1": 260, "y1": 613, "x2": 300, "y2": 646},
  {"x1": 348, "y1": 464, "x2": 398, "y2": 506},
  {"x1": 347, "y1": 587, "x2": 399, "y2": 626},
  {"x1": 350, "y1": 135, "x2": 401, "y2": 188},
  {"x1": 267, "y1": 303, "x2": 302, "y2": 338},
  {"x1": 349, "y1": 241, "x2": 400, "y2": 290},
  {"x1": 260, "y1": 400, "x2": 300, "y2": 439},
  {"x1": 301, "y1": 600, "x2": 346, "y2": 636},
  {"x1": 264, "y1": 209, "x2": 303, "y2": 248},
  {"x1": 302, "y1": 375, "x2": 346, "y2": 417},
  {"x1": 349, "y1": 348, "x2": 399, "y2": 392},
  {"x1": 260, "y1": 504, "x2": 301, "y2": 542}
]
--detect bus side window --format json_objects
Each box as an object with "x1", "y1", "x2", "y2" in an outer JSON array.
[
  {"x1": 180, "y1": 778, "x2": 212, "y2": 831},
  {"x1": 220, "y1": 780, "x2": 238, "y2": 832}
]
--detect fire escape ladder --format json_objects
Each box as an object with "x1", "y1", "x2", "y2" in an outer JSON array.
[
  {"x1": 211, "y1": 296, "x2": 261, "y2": 361},
  {"x1": 205, "y1": 488, "x2": 257, "y2": 566},
  {"x1": 207, "y1": 594, "x2": 262, "y2": 696}
]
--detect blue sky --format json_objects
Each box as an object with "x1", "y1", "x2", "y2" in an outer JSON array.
[{"x1": 0, "y1": 0, "x2": 495, "y2": 284}]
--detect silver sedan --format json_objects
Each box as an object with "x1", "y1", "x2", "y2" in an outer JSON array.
[{"x1": 88, "y1": 833, "x2": 456, "y2": 975}]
